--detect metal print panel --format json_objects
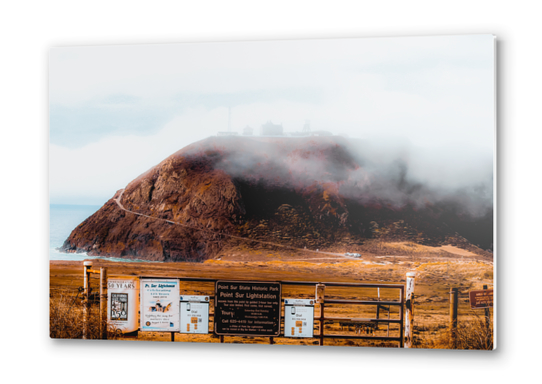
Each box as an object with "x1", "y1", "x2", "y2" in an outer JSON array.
[{"x1": 49, "y1": 34, "x2": 495, "y2": 349}]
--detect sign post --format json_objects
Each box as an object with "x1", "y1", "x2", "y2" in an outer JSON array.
[
  {"x1": 450, "y1": 287, "x2": 459, "y2": 348},
  {"x1": 100, "y1": 267, "x2": 107, "y2": 339},
  {"x1": 284, "y1": 299, "x2": 315, "y2": 338},
  {"x1": 405, "y1": 272, "x2": 415, "y2": 348},
  {"x1": 82, "y1": 261, "x2": 92, "y2": 340},
  {"x1": 140, "y1": 279, "x2": 180, "y2": 332},
  {"x1": 215, "y1": 281, "x2": 281, "y2": 337},
  {"x1": 315, "y1": 284, "x2": 325, "y2": 345}
]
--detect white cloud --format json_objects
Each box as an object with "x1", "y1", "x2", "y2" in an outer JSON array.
[{"x1": 49, "y1": 108, "x2": 223, "y2": 204}]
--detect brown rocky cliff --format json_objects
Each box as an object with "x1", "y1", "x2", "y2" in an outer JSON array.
[
  {"x1": 62, "y1": 154, "x2": 245, "y2": 261},
  {"x1": 61, "y1": 136, "x2": 493, "y2": 261}
]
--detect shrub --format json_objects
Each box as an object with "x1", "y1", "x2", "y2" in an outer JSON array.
[{"x1": 454, "y1": 312, "x2": 493, "y2": 350}]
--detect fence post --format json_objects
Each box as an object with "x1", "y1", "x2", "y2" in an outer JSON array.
[
  {"x1": 100, "y1": 267, "x2": 108, "y2": 339},
  {"x1": 405, "y1": 272, "x2": 416, "y2": 348},
  {"x1": 316, "y1": 284, "x2": 325, "y2": 346},
  {"x1": 450, "y1": 287, "x2": 459, "y2": 349},
  {"x1": 83, "y1": 261, "x2": 93, "y2": 339},
  {"x1": 483, "y1": 284, "x2": 490, "y2": 335},
  {"x1": 376, "y1": 287, "x2": 380, "y2": 329}
]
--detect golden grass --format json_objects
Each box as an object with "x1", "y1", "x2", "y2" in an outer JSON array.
[
  {"x1": 49, "y1": 289, "x2": 120, "y2": 340},
  {"x1": 417, "y1": 311, "x2": 493, "y2": 350}
]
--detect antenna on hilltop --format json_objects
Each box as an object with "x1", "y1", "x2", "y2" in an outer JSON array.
[
  {"x1": 228, "y1": 107, "x2": 232, "y2": 133},
  {"x1": 302, "y1": 120, "x2": 311, "y2": 134}
]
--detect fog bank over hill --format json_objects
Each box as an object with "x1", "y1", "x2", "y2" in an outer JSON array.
[{"x1": 207, "y1": 136, "x2": 493, "y2": 218}]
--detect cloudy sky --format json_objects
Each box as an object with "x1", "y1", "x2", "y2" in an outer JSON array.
[{"x1": 49, "y1": 34, "x2": 495, "y2": 205}]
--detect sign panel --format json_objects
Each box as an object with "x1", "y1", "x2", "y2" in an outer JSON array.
[
  {"x1": 284, "y1": 299, "x2": 315, "y2": 338},
  {"x1": 215, "y1": 281, "x2": 281, "y2": 336},
  {"x1": 107, "y1": 277, "x2": 139, "y2": 333},
  {"x1": 469, "y1": 289, "x2": 493, "y2": 309},
  {"x1": 140, "y1": 279, "x2": 180, "y2": 332},
  {"x1": 180, "y1": 295, "x2": 210, "y2": 334}
]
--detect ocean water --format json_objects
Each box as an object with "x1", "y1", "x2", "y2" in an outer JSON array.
[{"x1": 50, "y1": 204, "x2": 150, "y2": 262}]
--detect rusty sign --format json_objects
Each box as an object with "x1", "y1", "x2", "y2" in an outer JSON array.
[{"x1": 469, "y1": 289, "x2": 493, "y2": 309}]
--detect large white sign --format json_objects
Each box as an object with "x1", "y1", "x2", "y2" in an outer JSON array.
[
  {"x1": 284, "y1": 299, "x2": 315, "y2": 338},
  {"x1": 180, "y1": 295, "x2": 210, "y2": 334},
  {"x1": 140, "y1": 279, "x2": 180, "y2": 332},
  {"x1": 107, "y1": 276, "x2": 139, "y2": 333}
]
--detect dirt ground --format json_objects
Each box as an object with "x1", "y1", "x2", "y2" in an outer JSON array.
[{"x1": 49, "y1": 243, "x2": 494, "y2": 349}]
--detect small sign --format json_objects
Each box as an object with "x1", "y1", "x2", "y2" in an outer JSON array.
[
  {"x1": 469, "y1": 289, "x2": 493, "y2": 309},
  {"x1": 140, "y1": 279, "x2": 180, "y2": 332},
  {"x1": 284, "y1": 299, "x2": 315, "y2": 338},
  {"x1": 180, "y1": 295, "x2": 210, "y2": 334},
  {"x1": 111, "y1": 293, "x2": 128, "y2": 321},
  {"x1": 215, "y1": 281, "x2": 281, "y2": 336}
]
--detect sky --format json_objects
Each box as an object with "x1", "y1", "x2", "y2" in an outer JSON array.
[{"x1": 49, "y1": 34, "x2": 495, "y2": 205}]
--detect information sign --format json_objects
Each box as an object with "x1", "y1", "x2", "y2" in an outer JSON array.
[
  {"x1": 180, "y1": 295, "x2": 210, "y2": 334},
  {"x1": 469, "y1": 289, "x2": 493, "y2": 309},
  {"x1": 107, "y1": 276, "x2": 139, "y2": 333},
  {"x1": 140, "y1": 279, "x2": 180, "y2": 332},
  {"x1": 284, "y1": 298, "x2": 315, "y2": 338},
  {"x1": 215, "y1": 281, "x2": 281, "y2": 336}
]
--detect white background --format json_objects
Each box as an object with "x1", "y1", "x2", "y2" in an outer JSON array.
[{"x1": 1, "y1": 1, "x2": 540, "y2": 383}]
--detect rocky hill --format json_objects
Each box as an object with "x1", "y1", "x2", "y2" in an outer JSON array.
[{"x1": 61, "y1": 136, "x2": 493, "y2": 261}]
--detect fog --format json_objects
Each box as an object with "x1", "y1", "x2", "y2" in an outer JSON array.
[
  {"x1": 49, "y1": 35, "x2": 494, "y2": 207},
  {"x1": 189, "y1": 136, "x2": 493, "y2": 218}
]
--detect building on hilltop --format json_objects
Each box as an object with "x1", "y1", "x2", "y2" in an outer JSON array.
[
  {"x1": 243, "y1": 126, "x2": 253, "y2": 136},
  {"x1": 217, "y1": 131, "x2": 238, "y2": 136},
  {"x1": 261, "y1": 121, "x2": 283, "y2": 136},
  {"x1": 290, "y1": 120, "x2": 333, "y2": 136}
]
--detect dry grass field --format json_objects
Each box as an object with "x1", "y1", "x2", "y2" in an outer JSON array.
[{"x1": 50, "y1": 242, "x2": 494, "y2": 349}]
